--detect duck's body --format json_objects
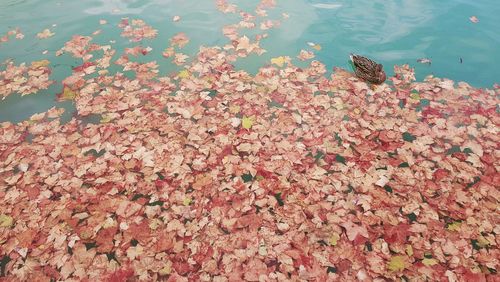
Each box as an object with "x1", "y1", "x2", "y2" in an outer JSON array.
[{"x1": 350, "y1": 54, "x2": 386, "y2": 84}]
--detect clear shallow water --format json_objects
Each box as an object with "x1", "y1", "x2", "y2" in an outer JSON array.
[{"x1": 1, "y1": 0, "x2": 499, "y2": 122}]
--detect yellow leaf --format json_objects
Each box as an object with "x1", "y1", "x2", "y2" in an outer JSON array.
[
  {"x1": 242, "y1": 116, "x2": 254, "y2": 129},
  {"x1": 387, "y1": 256, "x2": 406, "y2": 272},
  {"x1": 410, "y1": 93, "x2": 420, "y2": 100},
  {"x1": 59, "y1": 87, "x2": 77, "y2": 101},
  {"x1": 149, "y1": 218, "x2": 162, "y2": 230},
  {"x1": 329, "y1": 233, "x2": 340, "y2": 246},
  {"x1": 158, "y1": 262, "x2": 172, "y2": 276},
  {"x1": 312, "y1": 44, "x2": 322, "y2": 51},
  {"x1": 447, "y1": 221, "x2": 461, "y2": 231},
  {"x1": 271, "y1": 56, "x2": 286, "y2": 67},
  {"x1": 477, "y1": 236, "x2": 490, "y2": 248},
  {"x1": 183, "y1": 197, "x2": 192, "y2": 206},
  {"x1": 31, "y1": 60, "x2": 50, "y2": 68},
  {"x1": 255, "y1": 175, "x2": 265, "y2": 181},
  {"x1": 178, "y1": 69, "x2": 190, "y2": 79},
  {"x1": 100, "y1": 115, "x2": 113, "y2": 123},
  {"x1": 0, "y1": 214, "x2": 13, "y2": 227},
  {"x1": 422, "y1": 258, "x2": 439, "y2": 266},
  {"x1": 405, "y1": 245, "x2": 413, "y2": 256},
  {"x1": 36, "y1": 28, "x2": 55, "y2": 39}
]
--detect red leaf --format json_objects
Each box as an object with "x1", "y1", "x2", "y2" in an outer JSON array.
[
  {"x1": 433, "y1": 169, "x2": 449, "y2": 181},
  {"x1": 384, "y1": 224, "x2": 410, "y2": 244},
  {"x1": 106, "y1": 268, "x2": 134, "y2": 282}
]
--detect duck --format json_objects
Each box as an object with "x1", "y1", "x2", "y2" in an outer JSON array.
[{"x1": 350, "y1": 54, "x2": 386, "y2": 84}]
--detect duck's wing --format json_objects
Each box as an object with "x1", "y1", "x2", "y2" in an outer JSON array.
[{"x1": 351, "y1": 54, "x2": 378, "y2": 75}]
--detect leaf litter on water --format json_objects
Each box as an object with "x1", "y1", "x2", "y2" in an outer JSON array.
[{"x1": 0, "y1": 0, "x2": 499, "y2": 281}]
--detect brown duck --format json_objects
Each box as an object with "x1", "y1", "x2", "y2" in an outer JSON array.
[{"x1": 350, "y1": 54, "x2": 386, "y2": 84}]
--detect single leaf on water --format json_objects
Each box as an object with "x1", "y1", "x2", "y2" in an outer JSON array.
[
  {"x1": 31, "y1": 60, "x2": 50, "y2": 68},
  {"x1": 271, "y1": 56, "x2": 286, "y2": 67},
  {"x1": 36, "y1": 28, "x2": 55, "y2": 39},
  {"x1": 311, "y1": 44, "x2": 322, "y2": 50},
  {"x1": 59, "y1": 86, "x2": 77, "y2": 101}
]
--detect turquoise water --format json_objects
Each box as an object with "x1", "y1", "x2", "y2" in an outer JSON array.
[{"x1": 1, "y1": 0, "x2": 499, "y2": 122}]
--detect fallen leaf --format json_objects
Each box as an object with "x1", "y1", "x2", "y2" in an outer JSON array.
[
  {"x1": 37, "y1": 28, "x2": 55, "y2": 39},
  {"x1": 329, "y1": 233, "x2": 340, "y2": 246},
  {"x1": 242, "y1": 116, "x2": 254, "y2": 129},
  {"x1": 387, "y1": 256, "x2": 406, "y2": 272},
  {"x1": 422, "y1": 258, "x2": 439, "y2": 266},
  {"x1": 178, "y1": 69, "x2": 190, "y2": 79},
  {"x1": 297, "y1": 50, "x2": 315, "y2": 61},
  {"x1": 271, "y1": 56, "x2": 287, "y2": 67},
  {"x1": 447, "y1": 221, "x2": 461, "y2": 231},
  {"x1": 0, "y1": 214, "x2": 13, "y2": 227},
  {"x1": 31, "y1": 60, "x2": 50, "y2": 68},
  {"x1": 58, "y1": 86, "x2": 77, "y2": 101}
]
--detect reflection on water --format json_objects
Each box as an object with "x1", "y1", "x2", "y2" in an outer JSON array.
[
  {"x1": 311, "y1": 3, "x2": 342, "y2": 9},
  {"x1": 337, "y1": 0, "x2": 435, "y2": 44}
]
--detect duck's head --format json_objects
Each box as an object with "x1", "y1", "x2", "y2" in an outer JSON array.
[{"x1": 375, "y1": 64, "x2": 386, "y2": 84}]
